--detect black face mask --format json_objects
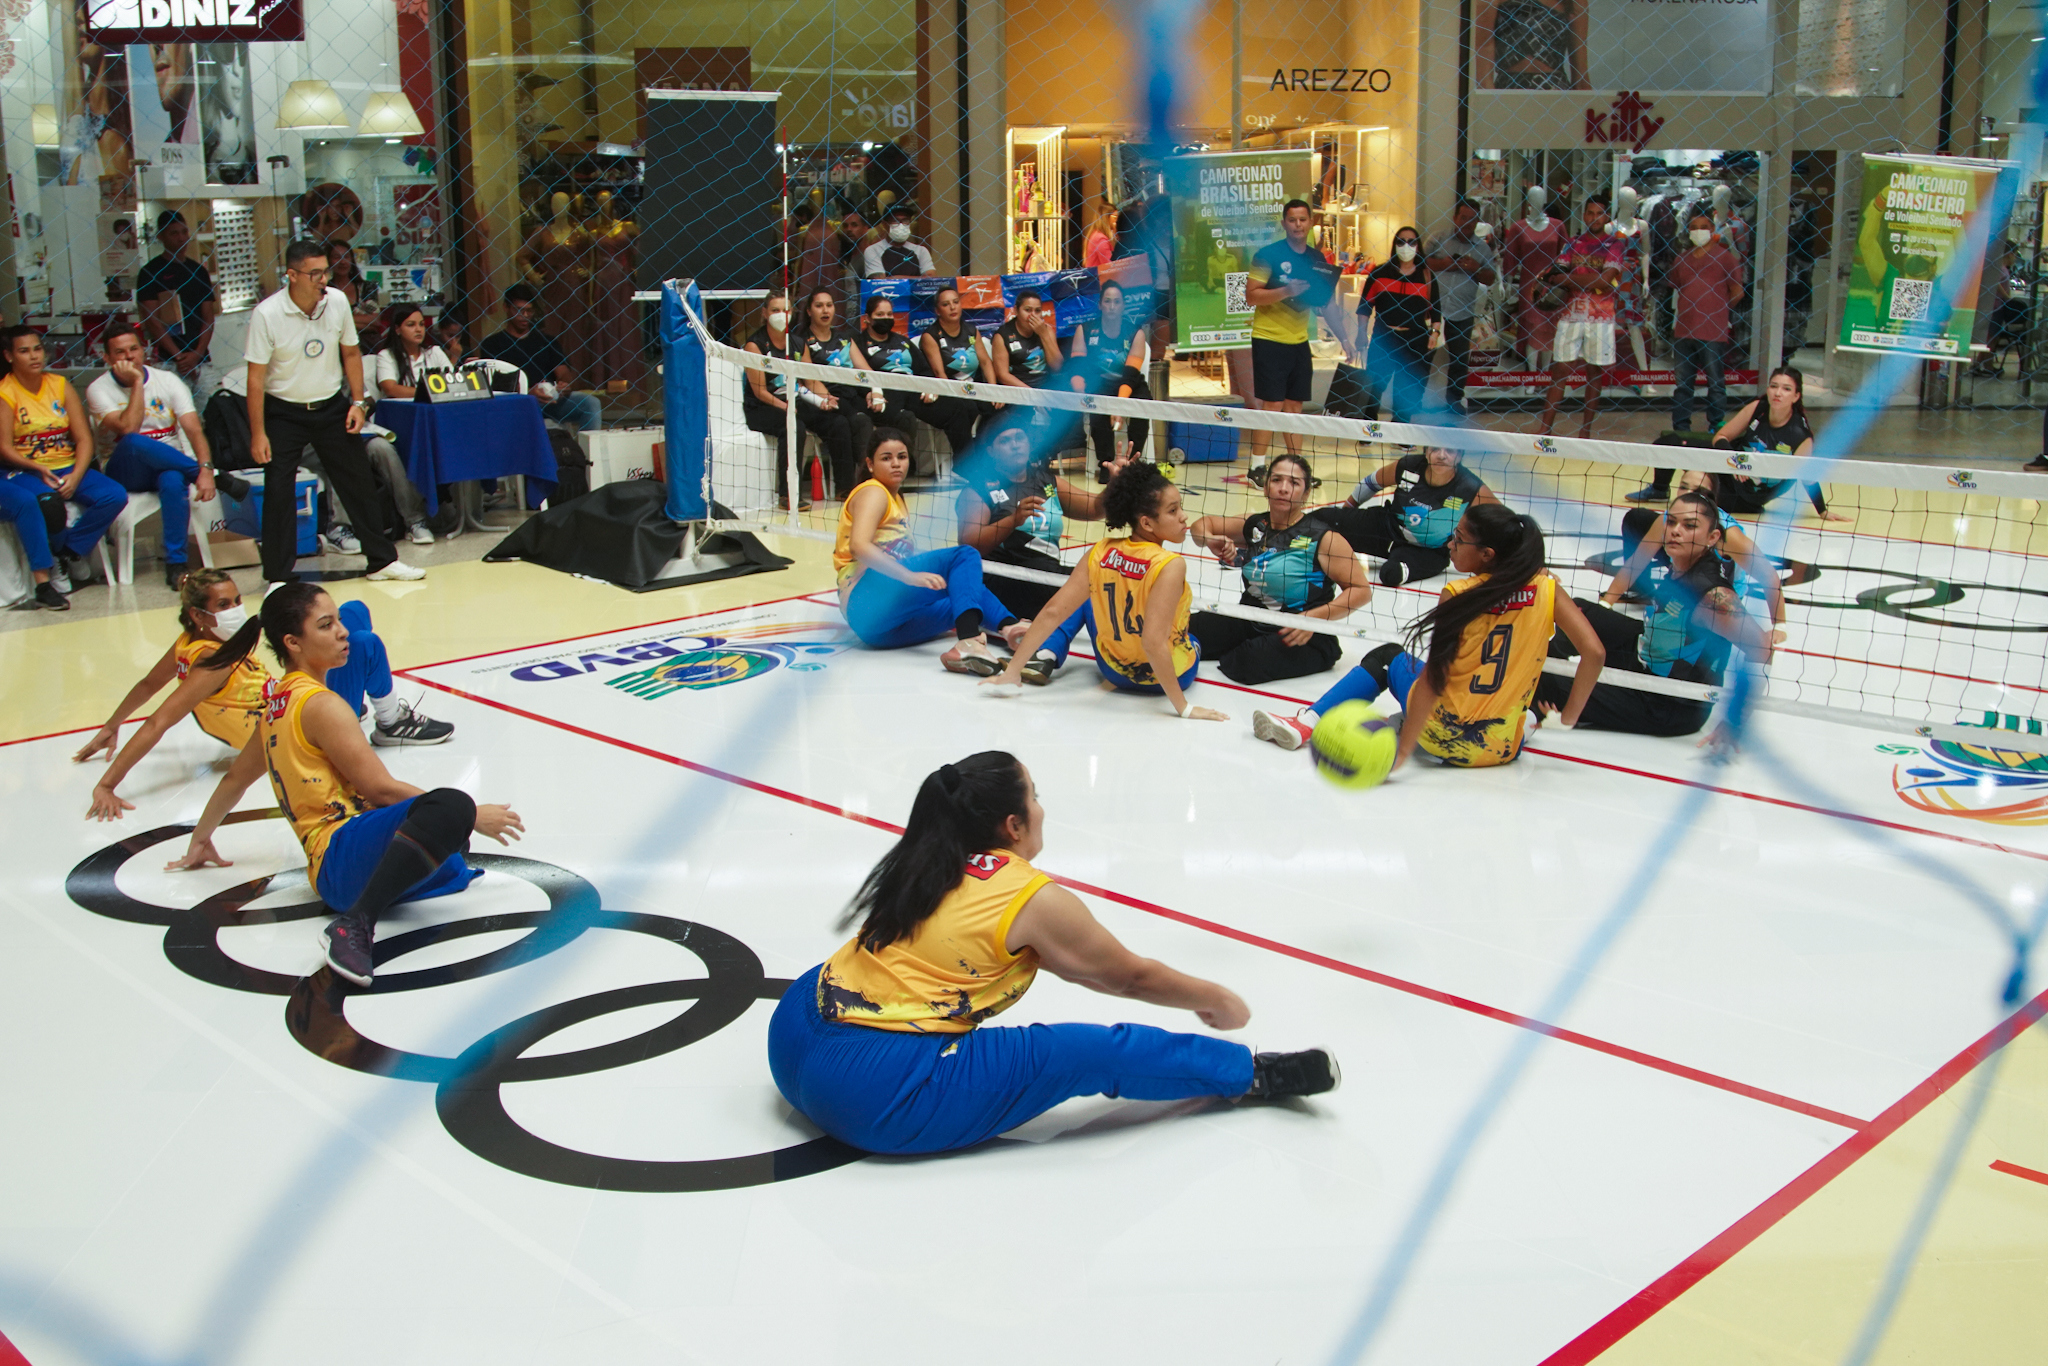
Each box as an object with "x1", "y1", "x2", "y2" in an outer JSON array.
[{"x1": 871, "y1": 321, "x2": 893, "y2": 337}]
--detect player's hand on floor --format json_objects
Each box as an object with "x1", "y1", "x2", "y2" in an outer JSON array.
[
  {"x1": 165, "y1": 838, "x2": 231, "y2": 872},
  {"x1": 477, "y1": 804, "x2": 525, "y2": 844}
]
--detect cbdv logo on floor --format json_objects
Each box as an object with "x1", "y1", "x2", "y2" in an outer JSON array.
[
  {"x1": 1886, "y1": 711, "x2": 2048, "y2": 826},
  {"x1": 499, "y1": 617, "x2": 847, "y2": 700}
]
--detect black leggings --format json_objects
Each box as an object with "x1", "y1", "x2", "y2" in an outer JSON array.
[
  {"x1": 1533, "y1": 597, "x2": 1712, "y2": 736},
  {"x1": 915, "y1": 395, "x2": 983, "y2": 465},
  {"x1": 1325, "y1": 503, "x2": 1452, "y2": 585},
  {"x1": 1189, "y1": 609, "x2": 1341, "y2": 684},
  {"x1": 347, "y1": 788, "x2": 476, "y2": 925},
  {"x1": 1088, "y1": 366, "x2": 1152, "y2": 470}
]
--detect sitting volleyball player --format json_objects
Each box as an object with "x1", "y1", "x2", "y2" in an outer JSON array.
[
  {"x1": 1536, "y1": 489, "x2": 1772, "y2": 739},
  {"x1": 1253, "y1": 504, "x2": 1605, "y2": 770},
  {"x1": 164, "y1": 584, "x2": 523, "y2": 986},
  {"x1": 837, "y1": 427, "x2": 1026, "y2": 673},
  {"x1": 1188, "y1": 453, "x2": 1373, "y2": 684},
  {"x1": 767, "y1": 750, "x2": 1338, "y2": 1155},
  {"x1": 76, "y1": 571, "x2": 453, "y2": 820},
  {"x1": 957, "y1": 414, "x2": 1125, "y2": 636},
  {"x1": 1327, "y1": 445, "x2": 1501, "y2": 586},
  {"x1": 985, "y1": 463, "x2": 1226, "y2": 721}
]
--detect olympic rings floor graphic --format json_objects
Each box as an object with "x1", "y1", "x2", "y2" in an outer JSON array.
[{"x1": 5, "y1": 590, "x2": 2046, "y2": 1365}]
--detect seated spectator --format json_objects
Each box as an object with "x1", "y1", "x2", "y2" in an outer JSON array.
[
  {"x1": 0, "y1": 325, "x2": 127, "y2": 609},
  {"x1": 1190, "y1": 454, "x2": 1372, "y2": 684},
  {"x1": 435, "y1": 315, "x2": 468, "y2": 367},
  {"x1": 358, "y1": 303, "x2": 449, "y2": 545},
  {"x1": 84, "y1": 323, "x2": 250, "y2": 589},
  {"x1": 862, "y1": 201, "x2": 939, "y2": 278},
  {"x1": 326, "y1": 238, "x2": 381, "y2": 339},
  {"x1": 479, "y1": 283, "x2": 601, "y2": 432}
]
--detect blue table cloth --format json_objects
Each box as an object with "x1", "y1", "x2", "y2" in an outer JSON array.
[{"x1": 378, "y1": 395, "x2": 557, "y2": 515}]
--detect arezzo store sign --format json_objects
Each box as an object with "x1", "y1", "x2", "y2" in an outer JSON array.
[{"x1": 87, "y1": 0, "x2": 302, "y2": 46}]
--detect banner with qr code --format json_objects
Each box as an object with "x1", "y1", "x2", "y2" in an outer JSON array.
[
  {"x1": 1164, "y1": 150, "x2": 1315, "y2": 351},
  {"x1": 1838, "y1": 153, "x2": 2012, "y2": 359}
]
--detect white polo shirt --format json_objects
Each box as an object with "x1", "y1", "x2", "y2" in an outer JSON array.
[
  {"x1": 83, "y1": 366, "x2": 197, "y2": 457},
  {"x1": 243, "y1": 285, "x2": 359, "y2": 403}
]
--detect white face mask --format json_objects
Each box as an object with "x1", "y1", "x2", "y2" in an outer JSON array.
[
  {"x1": 210, "y1": 603, "x2": 249, "y2": 637},
  {"x1": 767, "y1": 310, "x2": 790, "y2": 331},
  {"x1": 1471, "y1": 221, "x2": 1492, "y2": 239},
  {"x1": 887, "y1": 223, "x2": 912, "y2": 243},
  {"x1": 1394, "y1": 243, "x2": 1417, "y2": 262},
  {"x1": 1689, "y1": 228, "x2": 1713, "y2": 247}
]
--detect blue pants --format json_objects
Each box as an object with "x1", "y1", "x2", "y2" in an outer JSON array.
[
  {"x1": 1035, "y1": 602, "x2": 1203, "y2": 694},
  {"x1": 325, "y1": 600, "x2": 392, "y2": 718},
  {"x1": 768, "y1": 965, "x2": 1254, "y2": 1155},
  {"x1": 0, "y1": 466, "x2": 127, "y2": 571},
  {"x1": 105, "y1": 434, "x2": 201, "y2": 564},
  {"x1": 316, "y1": 795, "x2": 480, "y2": 912},
  {"x1": 1671, "y1": 337, "x2": 1727, "y2": 433},
  {"x1": 544, "y1": 392, "x2": 602, "y2": 432},
  {"x1": 843, "y1": 544, "x2": 1013, "y2": 648},
  {"x1": 1312, "y1": 649, "x2": 1422, "y2": 715}
]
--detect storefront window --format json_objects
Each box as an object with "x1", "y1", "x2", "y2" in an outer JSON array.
[{"x1": 1796, "y1": 0, "x2": 1907, "y2": 99}]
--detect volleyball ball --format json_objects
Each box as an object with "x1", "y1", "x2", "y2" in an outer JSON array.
[{"x1": 1310, "y1": 701, "x2": 1399, "y2": 790}]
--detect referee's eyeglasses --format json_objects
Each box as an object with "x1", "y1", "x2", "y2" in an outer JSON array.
[{"x1": 290, "y1": 266, "x2": 331, "y2": 281}]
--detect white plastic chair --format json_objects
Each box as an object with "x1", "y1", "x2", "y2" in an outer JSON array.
[{"x1": 95, "y1": 491, "x2": 218, "y2": 586}]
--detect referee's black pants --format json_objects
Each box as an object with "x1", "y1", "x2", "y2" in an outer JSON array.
[{"x1": 261, "y1": 392, "x2": 396, "y2": 581}]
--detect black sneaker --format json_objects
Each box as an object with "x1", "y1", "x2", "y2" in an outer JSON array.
[
  {"x1": 164, "y1": 561, "x2": 189, "y2": 590},
  {"x1": 371, "y1": 699, "x2": 455, "y2": 746},
  {"x1": 33, "y1": 581, "x2": 69, "y2": 610},
  {"x1": 1020, "y1": 651, "x2": 1058, "y2": 686},
  {"x1": 2025, "y1": 455, "x2": 2048, "y2": 473},
  {"x1": 1246, "y1": 1048, "x2": 1341, "y2": 1100},
  {"x1": 321, "y1": 912, "x2": 374, "y2": 986},
  {"x1": 1378, "y1": 559, "x2": 1409, "y2": 587},
  {"x1": 216, "y1": 471, "x2": 253, "y2": 500}
]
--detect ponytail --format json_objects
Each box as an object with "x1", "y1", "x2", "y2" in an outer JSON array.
[
  {"x1": 846, "y1": 751, "x2": 1030, "y2": 952},
  {"x1": 1403, "y1": 503, "x2": 1546, "y2": 693},
  {"x1": 197, "y1": 581, "x2": 325, "y2": 675}
]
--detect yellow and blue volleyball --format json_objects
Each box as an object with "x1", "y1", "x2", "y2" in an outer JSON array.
[{"x1": 1311, "y1": 701, "x2": 1399, "y2": 790}]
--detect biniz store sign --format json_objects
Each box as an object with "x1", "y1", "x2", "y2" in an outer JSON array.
[{"x1": 86, "y1": 0, "x2": 302, "y2": 45}]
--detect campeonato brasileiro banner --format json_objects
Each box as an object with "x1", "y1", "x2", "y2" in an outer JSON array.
[
  {"x1": 1165, "y1": 150, "x2": 1314, "y2": 351},
  {"x1": 1839, "y1": 153, "x2": 2014, "y2": 360}
]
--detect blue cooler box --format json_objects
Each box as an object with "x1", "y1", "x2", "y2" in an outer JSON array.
[
  {"x1": 222, "y1": 474, "x2": 321, "y2": 557},
  {"x1": 1164, "y1": 419, "x2": 1239, "y2": 463}
]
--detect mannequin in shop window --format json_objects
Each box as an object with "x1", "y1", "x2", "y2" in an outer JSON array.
[
  {"x1": 1502, "y1": 185, "x2": 1568, "y2": 382},
  {"x1": 588, "y1": 190, "x2": 641, "y2": 389},
  {"x1": 1486, "y1": 0, "x2": 1581, "y2": 90},
  {"x1": 1611, "y1": 186, "x2": 1650, "y2": 379},
  {"x1": 517, "y1": 192, "x2": 593, "y2": 369}
]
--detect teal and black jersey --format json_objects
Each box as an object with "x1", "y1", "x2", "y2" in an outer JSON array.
[
  {"x1": 1639, "y1": 548, "x2": 1738, "y2": 684},
  {"x1": 927, "y1": 323, "x2": 984, "y2": 380},
  {"x1": 1391, "y1": 454, "x2": 1486, "y2": 549},
  {"x1": 1237, "y1": 510, "x2": 1336, "y2": 613},
  {"x1": 854, "y1": 329, "x2": 916, "y2": 376}
]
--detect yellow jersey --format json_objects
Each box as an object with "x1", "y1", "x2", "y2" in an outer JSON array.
[
  {"x1": 260, "y1": 671, "x2": 370, "y2": 884},
  {"x1": 1084, "y1": 536, "x2": 1195, "y2": 686},
  {"x1": 175, "y1": 631, "x2": 268, "y2": 748},
  {"x1": 1417, "y1": 572, "x2": 1556, "y2": 768},
  {"x1": 0, "y1": 372, "x2": 79, "y2": 471},
  {"x1": 833, "y1": 478, "x2": 915, "y2": 588},
  {"x1": 818, "y1": 850, "x2": 1050, "y2": 1033}
]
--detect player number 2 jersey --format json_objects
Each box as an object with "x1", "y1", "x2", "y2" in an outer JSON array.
[{"x1": 1418, "y1": 573, "x2": 1556, "y2": 768}]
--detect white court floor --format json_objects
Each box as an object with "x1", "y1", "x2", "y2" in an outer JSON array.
[{"x1": 3, "y1": 587, "x2": 2047, "y2": 1366}]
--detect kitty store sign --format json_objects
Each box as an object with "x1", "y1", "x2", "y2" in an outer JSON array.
[{"x1": 87, "y1": 0, "x2": 302, "y2": 45}]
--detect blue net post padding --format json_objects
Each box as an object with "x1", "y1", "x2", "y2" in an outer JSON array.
[{"x1": 661, "y1": 279, "x2": 709, "y2": 523}]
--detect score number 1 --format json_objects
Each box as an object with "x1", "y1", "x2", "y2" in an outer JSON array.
[{"x1": 422, "y1": 369, "x2": 493, "y2": 403}]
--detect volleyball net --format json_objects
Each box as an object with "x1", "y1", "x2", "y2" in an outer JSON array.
[{"x1": 671, "y1": 288, "x2": 2048, "y2": 743}]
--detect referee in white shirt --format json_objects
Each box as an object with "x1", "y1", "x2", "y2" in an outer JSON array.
[{"x1": 245, "y1": 238, "x2": 422, "y2": 585}]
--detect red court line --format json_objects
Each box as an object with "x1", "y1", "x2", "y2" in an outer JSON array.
[
  {"x1": 0, "y1": 1326, "x2": 32, "y2": 1366},
  {"x1": 1540, "y1": 985, "x2": 2048, "y2": 1365},
  {"x1": 0, "y1": 719, "x2": 131, "y2": 750},
  {"x1": 1182, "y1": 671, "x2": 2048, "y2": 868},
  {"x1": 393, "y1": 672, "x2": 1868, "y2": 1133},
  {"x1": 1990, "y1": 1158, "x2": 2048, "y2": 1188}
]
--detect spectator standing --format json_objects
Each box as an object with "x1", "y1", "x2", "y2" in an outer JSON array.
[
  {"x1": 862, "y1": 201, "x2": 939, "y2": 278},
  {"x1": 1244, "y1": 199, "x2": 1344, "y2": 461},
  {"x1": 85, "y1": 322, "x2": 251, "y2": 588},
  {"x1": 134, "y1": 210, "x2": 217, "y2": 387},
  {"x1": 244, "y1": 238, "x2": 422, "y2": 587},
  {"x1": 0, "y1": 325, "x2": 126, "y2": 609},
  {"x1": 479, "y1": 282, "x2": 601, "y2": 432},
  {"x1": 1083, "y1": 208, "x2": 1119, "y2": 268},
  {"x1": 1628, "y1": 213, "x2": 1745, "y2": 503},
  {"x1": 1539, "y1": 193, "x2": 1628, "y2": 438},
  {"x1": 1352, "y1": 226, "x2": 1437, "y2": 428},
  {"x1": 1423, "y1": 200, "x2": 1497, "y2": 412}
]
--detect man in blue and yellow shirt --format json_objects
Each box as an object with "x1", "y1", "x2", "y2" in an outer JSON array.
[{"x1": 0, "y1": 325, "x2": 127, "y2": 609}]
